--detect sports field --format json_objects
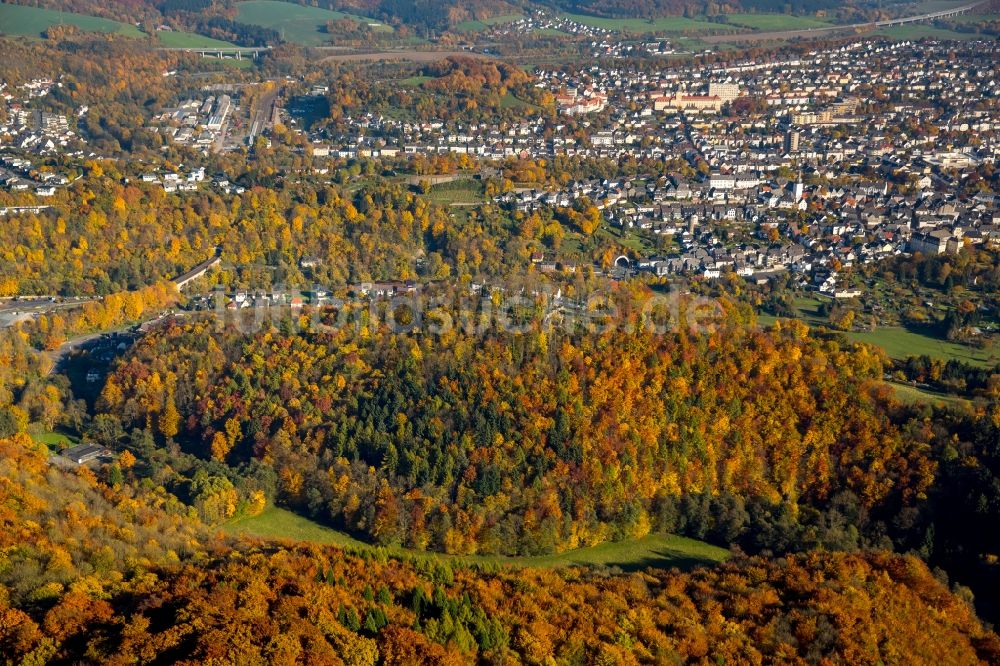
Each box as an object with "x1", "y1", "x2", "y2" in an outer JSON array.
[
  {"x1": 0, "y1": 2, "x2": 143, "y2": 38},
  {"x1": 225, "y1": 506, "x2": 731, "y2": 571}
]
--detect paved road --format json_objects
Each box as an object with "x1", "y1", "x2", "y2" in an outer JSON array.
[
  {"x1": 0, "y1": 297, "x2": 100, "y2": 328},
  {"x1": 43, "y1": 331, "x2": 107, "y2": 374}
]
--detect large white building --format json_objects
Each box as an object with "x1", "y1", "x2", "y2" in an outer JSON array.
[{"x1": 708, "y1": 82, "x2": 741, "y2": 102}]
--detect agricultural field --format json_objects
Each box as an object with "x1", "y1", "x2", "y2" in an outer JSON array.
[
  {"x1": 722, "y1": 13, "x2": 834, "y2": 30},
  {"x1": 453, "y1": 13, "x2": 523, "y2": 33},
  {"x1": 156, "y1": 30, "x2": 237, "y2": 48},
  {"x1": 0, "y1": 2, "x2": 144, "y2": 38},
  {"x1": 236, "y1": 0, "x2": 389, "y2": 46},
  {"x1": 225, "y1": 506, "x2": 731, "y2": 571},
  {"x1": 560, "y1": 12, "x2": 736, "y2": 34}
]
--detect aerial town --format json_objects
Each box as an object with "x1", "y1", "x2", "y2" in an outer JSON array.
[{"x1": 1, "y1": 0, "x2": 999, "y2": 661}]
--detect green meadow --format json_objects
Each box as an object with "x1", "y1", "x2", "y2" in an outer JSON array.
[
  {"x1": 0, "y1": 2, "x2": 143, "y2": 38},
  {"x1": 225, "y1": 506, "x2": 731, "y2": 571},
  {"x1": 236, "y1": 0, "x2": 389, "y2": 46},
  {"x1": 722, "y1": 13, "x2": 833, "y2": 30},
  {"x1": 758, "y1": 296, "x2": 998, "y2": 367}
]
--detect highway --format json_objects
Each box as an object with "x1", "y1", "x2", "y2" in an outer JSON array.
[
  {"x1": 0, "y1": 297, "x2": 99, "y2": 328},
  {"x1": 157, "y1": 46, "x2": 271, "y2": 57},
  {"x1": 873, "y1": 0, "x2": 989, "y2": 26},
  {"x1": 703, "y1": 0, "x2": 991, "y2": 43}
]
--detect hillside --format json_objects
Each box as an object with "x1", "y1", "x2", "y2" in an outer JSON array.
[
  {"x1": 1, "y1": 431, "x2": 997, "y2": 663},
  {"x1": 0, "y1": 3, "x2": 144, "y2": 38},
  {"x1": 0, "y1": 0, "x2": 883, "y2": 36}
]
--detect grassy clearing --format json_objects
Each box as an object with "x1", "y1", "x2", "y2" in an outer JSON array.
[
  {"x1": 221, "y1": 57, "x2": 254, "y2": 68},
  {"x1": 398, "y1": 75, "x2": 433, "y2": 86},
  {"x1": 886, "y1": 381, "x2": 969, "y2": 407},
  {"x1": 561, "y1": 12, "x2": 734, "y2": 34},
  {"x1": 0, "y1": 3, "x2": 144, "y2": 38},
  {"x1": 32, "y1": 431, "x2": 78, "y2": 451},
  {"x1": 226, "y1": 507, "x2": 368, "y2": 547},
  {"x1": 426, "y1": 179, "x2": 486, "y2": 205},
  {"x1": 453, "y1": 13, "x2": 523, "y2": 33},
  {"x1": 157, "y1": 30, "x2": 237, "y2": 48},
  {"x1": 672, "y1": 36, "x2": 712, "y2": 51},
  {"x1": 599, "y1": 226, "x2": 657, "y2": 255},
  {"x1": 197, "y1": 56, "x2": 255, "y2": 69},
  {"x1": 847, "y1": 327, "x2": 998, "y2": 366},
  {"x1": 499, "y1": 92, "x2": 540, "y2": 110},
  {"x1": 236, "y1": 0, "x2": 389, "y2": 46},
  {"x1": 758, "y1": 295, "x2": 998, "y2": 367},
  {"x1": 722, "y1": 13, "x2": 833, "y2": 30},
  {"x1": 225, "y1": 506, "x2": 730, "y2": 571}
]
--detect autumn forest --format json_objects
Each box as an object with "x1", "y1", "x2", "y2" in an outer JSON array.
[{"x1": 1, "y1": 21, "x2": 1000, "y2": 666}]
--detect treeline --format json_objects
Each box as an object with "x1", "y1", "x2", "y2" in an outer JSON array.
[
  {"x1": 893, "y1": 355, "x2": 1000, "y2": 398},
  {"x1": 19, "y1": 281, "x2": 178, "y2": 350},
  {"x1": 0, "y1": 39, "x2": 185, "y2": 154},
  {"x1": 544, "y1": 0, "x2": 847, "y2": 19},
  {"x1": 157, "y1": 0, "x2": 210, "y2": 14},
  {"x1": 0, "y1": 433, "x2": 216, "y2": 610},
  {"x1": 876, "y1": 248, "x2": 1000, "y2": 293},
  {"x1": 1, "y1": 430, "x2": 998, "y2": 663},
  {"x1": 317, "y1": 61, "x2": 549, "y2": 127},
  {"x1": 97, "y1": 306, "x2": 912, "y2": 557},
  {"x1": 422, "y1": 56, "x2": 533, "y2": 96},
  {"x1": 0, "y1": 163, "x2": 550, "y2": 296},
  {"x1": 189, "y1": 16, "x2": 280, "y2": 46},
  {"x1": 5, "y1": 543, "x2": 998, "y2": 663},
  {"x1": 92, "y1": 306, "x2": 1000, "y2": 620},
  {"x1": 0, "y1": 329, "x2": 64, "y2": 435}
]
